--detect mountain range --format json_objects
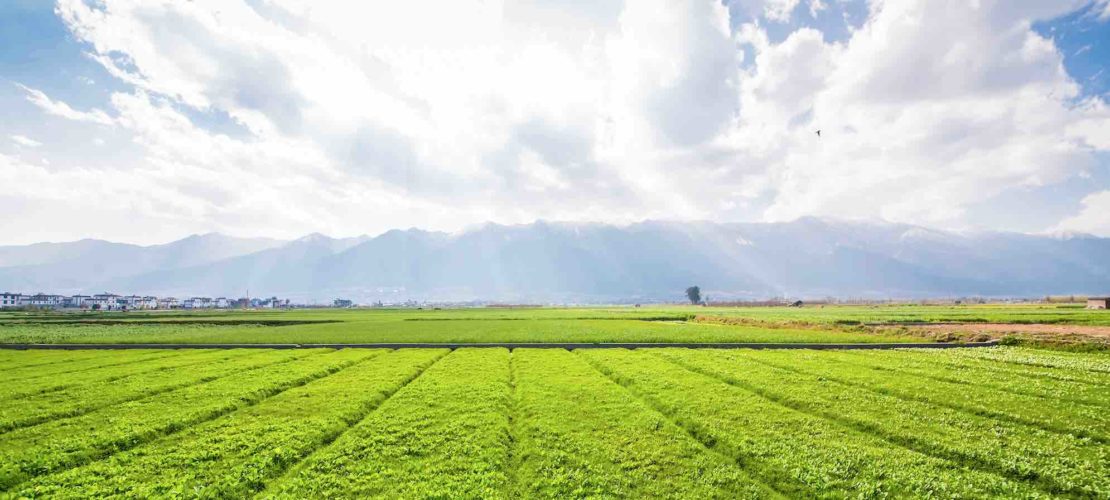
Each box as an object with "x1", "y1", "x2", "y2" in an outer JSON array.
[{"x1": 1, "y1": 218, "x2": 1108, "y2": 302}]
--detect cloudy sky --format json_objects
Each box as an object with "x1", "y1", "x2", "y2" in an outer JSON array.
[{"x1": 2, "y1": 0, "x2": 1110, "y2": 245}]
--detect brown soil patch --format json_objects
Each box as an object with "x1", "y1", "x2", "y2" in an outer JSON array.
[
  {"x1": 916, "y1": 323, "x2": 1110, "y2": 338},
  {"x1": 878, "y1": 323, "x2": 1110, "y2": 346}
]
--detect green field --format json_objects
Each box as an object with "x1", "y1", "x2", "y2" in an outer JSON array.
[
  {"x1": 2, "y1": 346, "x2": 1108, "y2": 498},
  {"x1": 2, "y1": 303, "x2": 1106, "y2": 346},
  {"x1": 2, "y1": 305, "x2": 1108, "y2": 497}
]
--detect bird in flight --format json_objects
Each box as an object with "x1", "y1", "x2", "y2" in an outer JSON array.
[{"x1": 815, "y1": 129, "x2": 821, "y2": 138}]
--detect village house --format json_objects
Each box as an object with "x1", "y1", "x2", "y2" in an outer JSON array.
[
  {"x1": 0, "y1": 292, "x2": 21, "y2": 308},
  {"x1": 120, "y1": 295, "x2": 144, "y2": 310},
  {"x1": 0, "y1": 291, "x2": 291, "y2": 310},
  {"x1": 183, "y1": 297, "x2": 214, "y2": 309},
  {"x1": 1087, "y1": 297, "x2": 1110, "y2": 310},
  {"x1": 89, "y1": 293, "x2": 121, "y2": 310},
  {"x1": 27, "y1": 293, "x2": 65, "y2": 308},
  {"x1": 66, "y1": 295, "x2": 90, "y2": 308}
]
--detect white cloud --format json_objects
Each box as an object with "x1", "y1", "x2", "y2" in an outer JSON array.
[
  {"x1": 764, "y1": 0, "x2": 800, "y2": 22},
  {"x1": 808, "y1": 0, "x2": 826, "y2": 18},
  {"x1": 727, "y1": 0, "x2": 1110, "y2": 228},
  {"x1": 17, "y1": 84, "x2": 114, "y2": 125},
  {"x1": 1055, "y1": 190, "x2": 1110, "y2": 236},
  {"x1": 3, "y1": 0, "x2": 1108, "y2": 243},
  {"x1": 10, "y1": 135, "x2": 42, "y2": 148}
]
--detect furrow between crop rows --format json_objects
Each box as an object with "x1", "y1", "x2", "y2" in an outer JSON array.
[
  {"x1": 264, "y1": 348, "x2": 513, "y2": 498},
  {"x1": 514, "y1": 348, "x2": 779, "y2": 498},
  {"x1": 12, "y1": 349, "x2": 449, "y2": 499},
  {"x1": 502, "y1": 349, "x2": 521, "y2": 498},
  {"x1": 831, "y1": 348, "x2": 1110, "y2": 407},
  {"x1": 944, "y1": 348, "x2": 1110, "y2": 374},
  {"x1": 578, "y1": 349, "x2": 1041, "y2": 499},
  {"x1": 890, "y1": 348, "x2": 1110, "y2": 387},
  {"x1": 738, "y1": 349, "x2": 1110, "y2": 443},
  {"x1": 0, "y1": 349, "x2": 307, "y2": 433},
  {"x1": 653, "y1": 348, "x2": 1110, "y2": 498},
  {"x1": 3, "y1": 349, "x2": 189, "y2": 383},
  {"x1": 0, "y1": 350, "x2": 136, "y2": 371},
  {"x1": 0, "y1": 348, "x2": 261, "y2": 401},
  {"x1": 0, "y1": 348, "x2": 369, "y2": 491}
]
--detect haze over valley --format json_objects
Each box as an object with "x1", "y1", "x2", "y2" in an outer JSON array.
[{"x1": 4, "y1": 218, "x2": 1107, "y2": 302}]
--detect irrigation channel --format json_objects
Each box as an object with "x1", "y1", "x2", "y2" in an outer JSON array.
[{"x1": 0, "y1": 341, "x2": 1000, "y2": 350}]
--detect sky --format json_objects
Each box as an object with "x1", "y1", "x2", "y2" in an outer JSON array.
[{"x1": 1, "y1": 0, "x2": 1110, "y2": 245}]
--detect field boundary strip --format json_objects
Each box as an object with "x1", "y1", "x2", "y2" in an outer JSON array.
[{"x1": 0, "y1": 340, "x2": 1000, "y2": 350}]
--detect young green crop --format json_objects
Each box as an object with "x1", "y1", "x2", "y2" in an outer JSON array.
[
  {"x1": 832, "y1": 348, "x2": 1110, "y2": 408},
  {"x1": 510, "y1": 348, "x2": 777, "y2": 498},
  {"x1": 1, "y1": 344, "x2": 1107, "y2": 498},
  {"x1": 655, "y1": 348, "x2": 1110, "y2": 498},
  {"x1": 0, "y1": 318, "x2": 914, "y2": 344},
  {"x1": 945, "y1": 346, "x2": 1110, "y2": 373},
  {"x1": 2, "y1": 349, "x2": 183, "y2": 382},
  {"x1": 878, "y1": 347, "x2": 1110, "y2": 387},
  {"x1": 0, "y1": 349, "x2": 298, "y2": 432},
  {"x1": 578, "y1": 349, "x2": 1041, "y2": 498},
  {"x1": 0, "y1": 349, "x2": 151, "y2": 371},
  {"x1": 0, "y1": 349, "x2": 372, "y2": 491},
  {"x1": 0, "y1": 348, "x2": 258, "y2": 401},
  {"x1": 266, "y1": 348, "x2": 513, "y2": 498},
  {"x1": 745, "y1": 349, "x2": 1110, "y2": 442},
  {"x1": 13, "y1": 349, "x2": 448, "y2": 499}
]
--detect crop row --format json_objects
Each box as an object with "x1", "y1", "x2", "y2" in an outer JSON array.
[
  {"x1": 509, "y1": 348, "x2": 775, "y2": 498},
  {"x1": 0, "y1": 349, "x2": 302, "y2": 433},
  {"x1": 578, "y1": 349, "x2": 1041, "y2": 498},
  {"x1": 653, "y1": 349, "x2": 1110, "y2": 497},
  {"x1": 13, "y1": 349, "x2": 447, "y2": 498},
  {"x1": 0, "y1": 349, "x2": 372, "y2": 490},
  {"x1": 740, "y1": 349, "x2": 1110, "y2": 442},
  {"x1": 899, "y1": 347, "x2": 1110, "y2": 386},
  {"x1": 831, "y1": 348, "x2": 1110, "y2": 407},
  {"x1": 0, "y1": 348, "x2": 260, "y2": 402},
  {"x1": 2, "y1": 346, "x2": 1106, "y2": 498},
  {"x1": 943, "y1": 346, "x2": 1110, "y2": 374},
  {"x1": 3, "y1": 349, "x2": 185, "y2": 383},
  {"x1": 0, "y1": 349, "x2": 152, "y2": 371},
  {"x1": 265, "y1": 348, "x2": 513, "y2": 498}
]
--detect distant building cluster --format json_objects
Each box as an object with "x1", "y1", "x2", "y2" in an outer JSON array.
[{"x1": 0, "y1": 292, "x2": 291, "y2": 311}]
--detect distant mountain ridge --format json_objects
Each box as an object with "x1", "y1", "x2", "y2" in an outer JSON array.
[{"x1": 2, "y1": 219, "x2": 1108, "y2": 302}]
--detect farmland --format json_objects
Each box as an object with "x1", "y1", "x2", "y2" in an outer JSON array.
[
  {"x1": 2, "y1": 305, "x2": 1109, "y2": 497},
  {"x1": 2, "y1": 303, "x2": 1109, "y2": 347},
  {"x1": 2, "y1": 345, "x2": 1108, "y2": 498}
]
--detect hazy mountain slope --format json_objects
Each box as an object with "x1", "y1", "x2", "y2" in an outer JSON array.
[
  {"x1": 1, "y1": 219, "x2": 1108, "y2": 301},
  {"x1": 110, "y1": 234, "x2": 365, "y2": 298},
  {"x1": 0, "y1": 234, "x2": 284, "y2": 293}
]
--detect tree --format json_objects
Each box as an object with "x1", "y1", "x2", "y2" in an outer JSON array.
[{"x1": 685, "y1": 286, "x2": 701, "y2": 305}]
